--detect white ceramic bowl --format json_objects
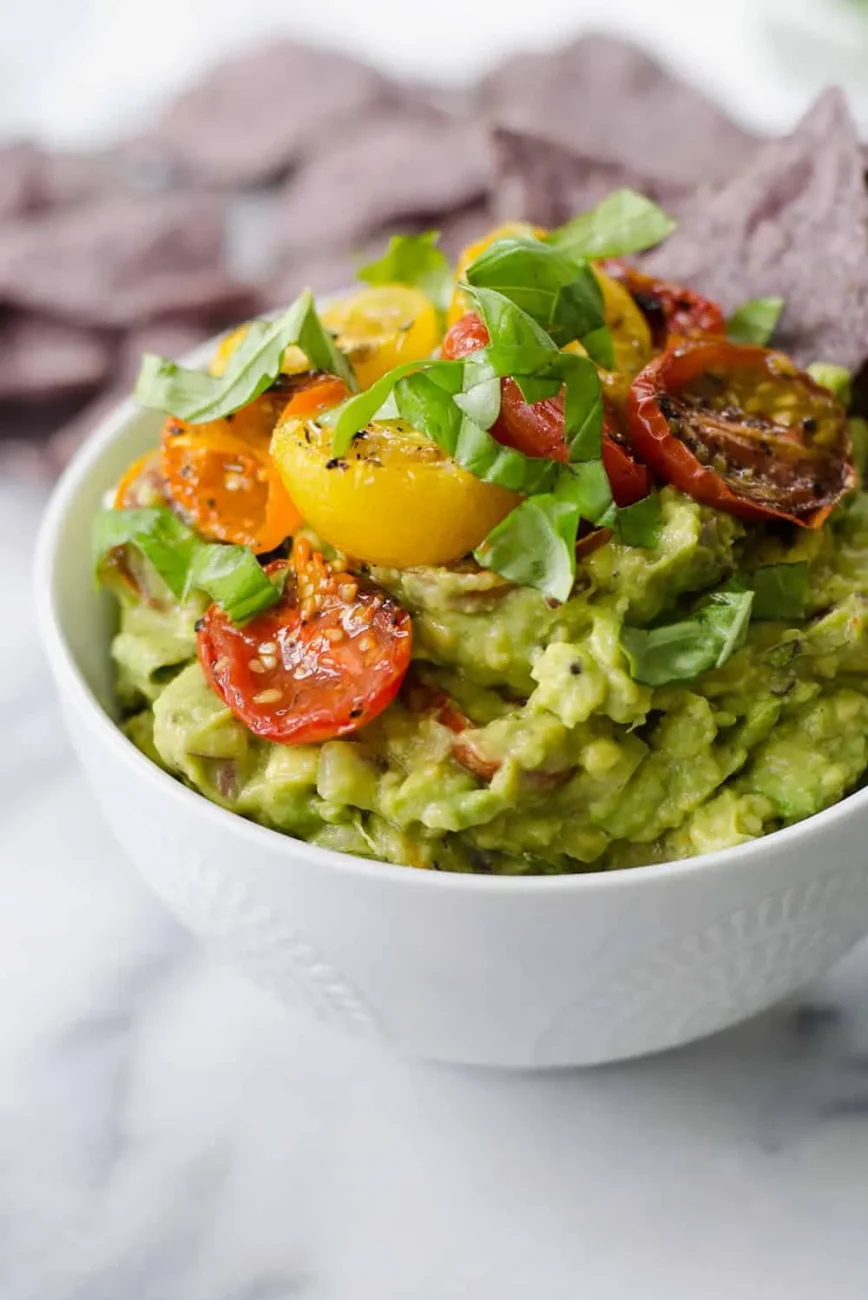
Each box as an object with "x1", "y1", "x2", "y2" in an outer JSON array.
[{"x1": 35, "y1": 341, "x2": 868, "y2": 1069}]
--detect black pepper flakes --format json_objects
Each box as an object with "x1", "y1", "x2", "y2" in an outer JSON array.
[{"x1": 194, "y1": 618, "x2": 206, "y2": 632}]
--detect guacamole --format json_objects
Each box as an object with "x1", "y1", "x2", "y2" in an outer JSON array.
[
  {"x1": 112, "y1": 478, "x2": 868, "y2": 874},
  {"x1": 96, "y1": 185, "x2": 868, "y2": 875}
]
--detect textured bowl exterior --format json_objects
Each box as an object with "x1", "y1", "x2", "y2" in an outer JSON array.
[{"x1": 35, "y1": 355, "x2": 868, "y2": 1068}]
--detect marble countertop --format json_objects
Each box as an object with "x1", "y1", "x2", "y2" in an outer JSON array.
[{"x1": 6, "y1": 469, "x2": 868, "y2": 1300}]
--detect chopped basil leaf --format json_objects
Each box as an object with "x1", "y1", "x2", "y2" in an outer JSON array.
[
  {"x1": 135, "y1": 290, "x2": 357, "y2": 423},
  {"x1": 184, "y1": 543, "x2": 285, "y2": 623},
  {"x1": 474, "y1": 495, "x2": 580, "y2": 603},
  {"x1": 326, "y1": 359, "x2": 457, "y2": 456},
  {"x1": 93, "y1": 507, "x2": 283, "y2": 623},
  {"x1": 472, "y1": 284, "x2": 558, "y2": 353},
  {"x1": 807, "y1": 361, "x2": 852, "y2": 407},
  {"x1": 547, "y1": 189, "x2": 676, "y2": 260},
  {"x1": 745, "y1": 562, "x2": 809, "y2": 621},
  {"x1": 465, "y1": 239, "x2": 613, "y2": 366},
  {"x1": 92, "y1": 506, "x2": 198, "y2": 598},
  {"x1": 357, "y1": 231, "x2": 452, "y2": 313},
  {"x1": 621, "y1": 589, "x2": 754, "y2": 686},
  {"x1": 453, "y1": 351, "x2": 501, "y2": 430},
  {"x1": 555, "y1": 460, "x2": 612, "y2": 525},
  {"x1": 468, "y1": 291, "x2": 604, "y2": 460},
  {"x1": 614, "y1": 491, "x2": 662, "y2": 548},
  {"x1": 394, "y1": 370, "x2": 556, "y2": 494},
  {"x1": 725, "y1": 296, "x2": 784, "y2": 346}
]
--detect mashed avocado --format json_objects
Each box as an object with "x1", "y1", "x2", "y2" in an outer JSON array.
[{"x1": 113, "y1": 481, "x2": 868, "y2": 874}]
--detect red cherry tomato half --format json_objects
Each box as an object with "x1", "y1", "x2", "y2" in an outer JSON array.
[
  {"x1": 601, "y1": 260, "x2": 725, "y2": 347},
  {"x1": 198, "y1": 540, "x2": 412, "y2": 745},
  {"x1": 441, "y1": 312, "x2": 652, "y2": 507},
  {"x1": 625, "y1": 339, "x2": 855, "y2": 527}
]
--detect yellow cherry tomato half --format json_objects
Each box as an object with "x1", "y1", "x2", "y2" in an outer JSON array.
[
  {"x1": 447, "y1": 221, "x2": 546, "y2": 329},
  {"x1": 320, "y1": 284, "x2": 441, "y2": 389},
  {"x1": 563, "y1": 269, "x2": 653, "y2": 406},
  {"x1": 212, "y1": 285, "x2": 441, "y2": 391},
  {"x1": 271, "y1": 378, "x2": 519, "y2": 569}
]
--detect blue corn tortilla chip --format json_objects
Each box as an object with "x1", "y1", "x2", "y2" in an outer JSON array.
[
  {"x1": 483, "y1": 34, "x2": 759, "y2": 189},
  {"x1": 490, "y1": 126, "x2": 690, "y2": 228},
  {"x1": 644, "y1": 89, "x2": 868, "y2": 371}
]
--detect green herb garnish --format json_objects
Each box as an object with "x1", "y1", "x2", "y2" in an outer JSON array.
[
  {"x1": 134, "y1": 290, "x2": 357, "y2": 423},
  {"x1": 807, "y1": 361, "x2": 852, "y2": 407},
  {"x1": 465, "y1": 238, "x2": 613, "y2": 365},
  {"x1": 358, "y1": 231, "x2": 452, "y2": 314},
  {"x1": 725, "y1": 296, "x2": 784, "y2": 346},
  {"x1": 620, "y1": 589, "x2": 754, "y2": 686},
  {"x1": 93, "y1": 507, "x2": 284, "y2": 623},
  {"x1": 547, "y1": 189, "x2": 676, "y2": 261}
]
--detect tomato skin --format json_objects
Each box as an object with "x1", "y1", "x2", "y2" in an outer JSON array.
[
  {"x1": 625, "y1": 340, "x2": 855, "y2": 528},
  {"x1": 198, "y1": 545, "x2": 412, "y2": 745},
  {"x1": 601, "y1": 260, "x2": 725, "y2": 346},
  {"x1": 441, "y1": 312, "x2": 652, "y2": 507}
]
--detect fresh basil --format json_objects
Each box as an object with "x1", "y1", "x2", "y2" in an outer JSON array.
[
  {"x1": 92, "y1": 506, "x2": 198, "y2": 599},
  {"x1": 621, "y1": 589, "x2": 754, "y2": 686},
  {"x1": 556, "y1": 459, "x2": 613, "y2": 525},
  {"x1": 357, "y1": 231, "x2": 452, "y2": 314},
  {"x1": 469, "y1": 290, "x2": 604, "y2": 460},
  {"x1": 745, "y1": 562, "x2": 809, "y2": 621},
  {"x1": 326, "y1": 359, "x2": 456, "y2": 456},
  {"x1": 807, "y1": 361, "x2": 852, "y2": 407},
  {"x1": 547, "y1": 190, "x2": 676, "y2": 261},
  {"x1": 474, "y1": 494, "x2": 580, "y2": 603},
  {"x1": 465, "y1": 238, "x2": 613, "y2": 365},
  {"x1": 93, "y1": 507, "x2": 283, "y2": 622},
  {"x1": 135, "y1": 290, "x2": 357, "y2": 423},
  {"x1": 183, "y1": 543, "x2": 286, "y2": 623},
  {"x1": 725, "y1": 296, "x2": 784, "y2": 346},
  {"x1": 453, "y1": 351, "x2": 502, "y2": 430},
  {"x1": 394, "y1": 370, "x2": 556, "y2": 494},
  {"x1": 613, "y1": 491, "x2": 662, "y2": 548}
]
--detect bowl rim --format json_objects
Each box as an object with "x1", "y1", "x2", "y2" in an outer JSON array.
[{"x1": 34, "y1": 342, "x2": 868, "y2": 896}]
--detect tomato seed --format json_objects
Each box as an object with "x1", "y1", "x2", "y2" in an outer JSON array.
[
  {"x1": 249, "y1": 657, "x2": 266, "y2": 674},
  {"x1": 253, "y1": 688, "x2": 283, "y2": 704}
]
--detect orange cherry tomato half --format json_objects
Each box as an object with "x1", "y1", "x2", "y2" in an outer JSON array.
[
  {"x1": 161, "y1": 388, "x2": 304, "y2": 554},
  {"x1": 114, "y1": 450, "x2": 168, "y2": 509},
  {"x1": 197, "y1": 541, "x2": 413, "y2": 745},
  {"x1": 441, "y1": 312, "x2": 653, "y2": 507},
  {"x1": 625, "y1": 339, "x2": 855, "y2": 527},
  {"x1": 601, "y1": 260, "x2": 725, "y2": 347}
]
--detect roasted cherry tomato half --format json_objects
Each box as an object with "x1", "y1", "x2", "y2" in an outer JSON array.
[
  {"x1": 441, "y1": 312, "x2": 653, "y2": 507},
  {"x1": 601, "y1": 260, "x2": 725, "y2": 347},
  {"x1": 625, "y1": 340, "x2": 855, "y2": 527},
  {"x1": 271, "y1": 374, "x2": 518, "y2": 568},
  {"x1": 198, "y1": 541, "x2": 413, "y2": 745},
  {"x1": 161, "y1": 388, "x2": 303, "y2": 554}
]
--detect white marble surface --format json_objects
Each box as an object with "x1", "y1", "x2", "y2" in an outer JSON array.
[{"x1": 7, "y1": 466, "x2": 868, "y2": 1298}]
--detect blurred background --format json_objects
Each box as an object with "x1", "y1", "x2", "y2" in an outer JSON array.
[{"x1": 2, "y1": 0, "x2": 868, "y2": 474}]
